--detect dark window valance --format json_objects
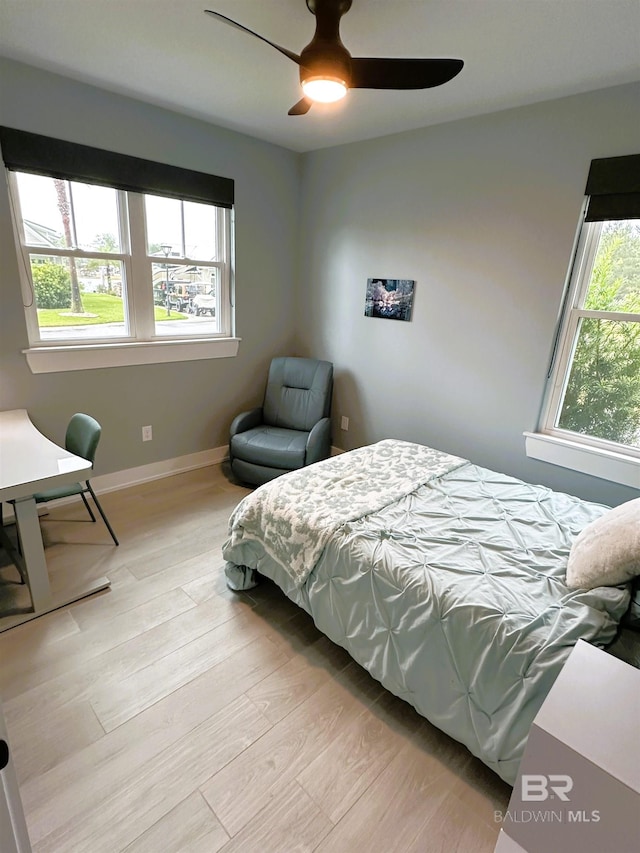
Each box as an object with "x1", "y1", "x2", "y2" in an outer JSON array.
[
  {"x1": 584, "y1": 153, "x2": 640, "y2": 221},
  {"x1": 0, "y1": 126, "x2": 234, "y2": 209}
]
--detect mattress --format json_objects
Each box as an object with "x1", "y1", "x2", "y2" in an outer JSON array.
[{"x1": 222, "y1": 443, "x2": 630, "y2": 785}]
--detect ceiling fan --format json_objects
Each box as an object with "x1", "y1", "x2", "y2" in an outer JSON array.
[{"x1": 204, "y1": 0, "x2": 463, "y2": 116}]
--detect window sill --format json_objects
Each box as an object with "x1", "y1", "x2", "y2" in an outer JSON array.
[
  {"x1": 23, "y1": 337, "x2": 241, "y2": 373},
  {"x1": 524, "y1": 431, "x2": 640, "y2": 490}
]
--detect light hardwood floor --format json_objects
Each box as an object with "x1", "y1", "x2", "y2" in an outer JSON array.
[{"x1": 0, "y1": 463, "x2": 511, "y2": 852}]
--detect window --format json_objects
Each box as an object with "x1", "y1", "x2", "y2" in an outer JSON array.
[
  {"x1": 11, "y1": 173, "x2": 229, "y2": 343},
  {"x1": 526, "y1": 153, "x2": 640, "y2": 489},
  {"x1": 549, "y1": 218, "x2": 640, "y2": 447},
  {"x1": 1, "y1": 127, "x2": 237, "y2": 372}
]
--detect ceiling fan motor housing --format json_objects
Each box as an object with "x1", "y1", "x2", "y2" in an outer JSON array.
[
  {"x1": 306, "y1": 0, "x2": 353, "y2": 18},
  {"x1": 300, "y1": 43, "x2": 352, "y2": 88},
  {"x1": 302, "y1": 0, "x2": 354, "y2": 88}
]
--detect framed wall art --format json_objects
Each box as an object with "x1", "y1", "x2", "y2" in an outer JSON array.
[{"x1": 364, "y1": 278, "x2": 415, "y2": 322}]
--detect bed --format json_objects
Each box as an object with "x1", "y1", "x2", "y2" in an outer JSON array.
[{"x1": 222, "y1": 439, "x2": 635, "y2": 785}]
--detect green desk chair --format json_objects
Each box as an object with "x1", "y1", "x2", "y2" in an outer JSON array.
[{"x1": 34, "y1": 413, "x2": 119, "y2": 546}]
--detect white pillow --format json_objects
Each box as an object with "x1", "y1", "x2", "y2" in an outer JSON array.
[{"x1": 566, "y1": 497, "x2": 640, "y2": 590}]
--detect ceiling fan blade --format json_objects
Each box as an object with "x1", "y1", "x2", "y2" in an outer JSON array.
[
  {"x1": 288, "y1": 98, "x2": 313, "y2": 116},
  {"x1": 204, "y1": 9, "x2": 301, "y2": 64},
  {"x1": 351, "y1": 58, "x2": 464, "y2": 90}
]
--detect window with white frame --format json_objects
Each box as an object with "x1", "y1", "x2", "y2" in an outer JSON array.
[
  {"x1": 528, "y1": 153, "x2": 640, "y2": 488},
  {"x1": 1, "y1": 127, "x2": 236, "y2": 372},
  {"x1": 545, "y1": 217, "x2": 640, "y2": 446}
]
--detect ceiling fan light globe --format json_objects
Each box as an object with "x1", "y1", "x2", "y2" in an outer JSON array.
[{"x1": 302, "y1": 76, "x2": 347, "y2": 103}]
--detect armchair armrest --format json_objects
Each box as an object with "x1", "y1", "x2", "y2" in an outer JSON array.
[
  {"x1": 305, "y1": 418, "x2": 331, "y2": 465},
  {"x1": 230, "y1": 407, "x2": 263, "y2": 439}
]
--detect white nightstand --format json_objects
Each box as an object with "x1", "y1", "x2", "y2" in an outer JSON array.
[{"x1": 495, "y1": 640, "x2": 640, "y2": 853}]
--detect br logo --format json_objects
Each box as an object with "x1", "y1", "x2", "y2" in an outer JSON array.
[{"x1": 521, "y1": 775, "x2": 573, "y2": 802}]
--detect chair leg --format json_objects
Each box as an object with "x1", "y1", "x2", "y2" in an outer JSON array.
[
  {"x1": 80, "y1": 491, "x2": 97, "y2": 523},
  {"x1": 86, "y1": 483, "x2": 119, "y2": 546}
]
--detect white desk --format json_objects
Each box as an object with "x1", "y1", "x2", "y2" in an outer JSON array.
[{"x1": 0, "y1": 409, "x2": 110, "y2": 632}]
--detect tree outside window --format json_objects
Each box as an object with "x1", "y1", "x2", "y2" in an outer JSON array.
[{"x1": 557, "y1": 221, "x2": 640, "y2": 448}]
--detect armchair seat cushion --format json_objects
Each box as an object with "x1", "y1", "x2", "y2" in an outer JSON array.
[{"x1": 231, "y1": 426, "x2": 309, "y2": 470}]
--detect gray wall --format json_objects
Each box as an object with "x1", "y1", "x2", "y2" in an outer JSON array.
[
  {"x1": 296, "y1": 82, "x2": 640, "y2": 505},
  {"x1": 1, "y1": 58, "x2": 637, "y2": 505},
  {"x1": 0, "y1": 58, "x2": 300, "y2": 473}
]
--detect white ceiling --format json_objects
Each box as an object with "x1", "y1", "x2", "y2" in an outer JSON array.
[{"x1": 1, "y1": 0, "x2": 639, "y2": 153}]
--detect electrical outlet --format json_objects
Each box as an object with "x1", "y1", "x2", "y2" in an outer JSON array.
[
  {"x1": 142, "y1": 425, "x2": 153, "y2": 442},
  {"x1": 341, "y1": 416, "x2": 349, "y2": 431}
]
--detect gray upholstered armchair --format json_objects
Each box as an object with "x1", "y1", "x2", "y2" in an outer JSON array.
[{"x1": 229, "y1": 357, "x2": 334, "y2": 486}]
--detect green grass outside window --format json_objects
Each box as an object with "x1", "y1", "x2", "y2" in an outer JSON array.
[{"x1": 37, "y1": 293, "x2": 187, "y2": 326}]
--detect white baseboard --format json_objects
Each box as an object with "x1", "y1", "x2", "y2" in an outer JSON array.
[
  {"x1": 1, "y1": 446, "x2": 228, "y2": 521},
  {"x1": 94, "y1": 445, "x2": 344, "y2": 493},
  {"x1": 91, "y1": 446, "x2": 229, "y2": 494},
  {"x1": 2, "y1": 445, "x2": 345, "y2": 520}
]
